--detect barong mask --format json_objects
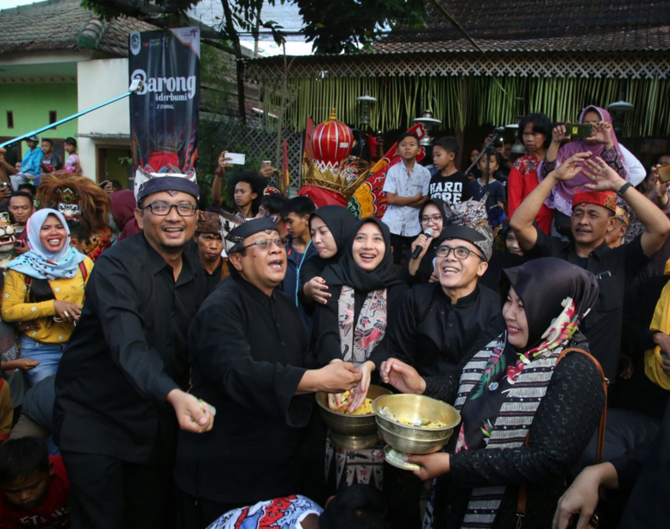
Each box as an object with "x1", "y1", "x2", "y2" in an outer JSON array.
[
  {"x1": 0, "y1": 212, "x2": 16, "y2": 254},
  {"x1": 56, "y1": 187, "x2": 81, "y2": 220}
]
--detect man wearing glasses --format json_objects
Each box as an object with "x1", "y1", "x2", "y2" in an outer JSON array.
[
  {"x1": 175, "y1": 217, "x2": 362, "y2": 528},
  {"x1": 389, "y1": 225, "x2": 504, "y2": 378},
  {"x1": 54, "y1": 176, "x2": 215, "y2": 529}
]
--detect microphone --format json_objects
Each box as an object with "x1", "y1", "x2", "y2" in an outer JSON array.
[
  {"x1": 411, "y1": 227, "x2": 434, "y2": 260},
  {"x1": 493, "y1": 126, "x2": 505, "y2": 134}
]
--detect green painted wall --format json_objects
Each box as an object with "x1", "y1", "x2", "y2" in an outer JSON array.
[{"x1": 0, "y1": 83, "x2": 78, "y2": 141}]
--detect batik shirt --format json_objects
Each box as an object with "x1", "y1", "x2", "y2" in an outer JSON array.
[{"x1": 207, "y1": 495, "x2": 323, "y2": 529}]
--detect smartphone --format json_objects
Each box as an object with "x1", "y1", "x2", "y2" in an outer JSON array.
[
  {"x1": 566, "y1": 123, "x2": 593, "y2": 138},
  {"x1": 226, "y1": 152, "x2": 246, "y2": 165},
  {"x1": 657, "y1": 163, "x2": 670, "y2": 184},
  {"x1": 262, "y1": 160, "x2": 272, "y2": 169}
]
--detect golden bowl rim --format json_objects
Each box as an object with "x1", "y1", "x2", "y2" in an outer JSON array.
[{"x1": 372, "y1": 393, "x2": 461, "y2": 431}]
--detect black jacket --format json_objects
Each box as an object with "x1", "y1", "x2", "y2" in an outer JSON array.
[{"x1": 54, "y1": 233, "x2": 208, "y2": 463}]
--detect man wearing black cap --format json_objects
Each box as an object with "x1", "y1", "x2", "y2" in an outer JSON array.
[
  {"x1": 389, "y1": 224, "x2": 504, "y2": 378},
  {"x1": 175, "y1": 217, "x2": 362, "y2": 528},
  {"x1": 54, "y1": 176, "x2": 215, "y2": 529}
]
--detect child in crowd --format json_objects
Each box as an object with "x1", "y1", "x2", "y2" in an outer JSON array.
[
  {"x1": 429, "y1": 136, "x2": 473, "y2": 206},
  {"x1": 60, "y1": 138, "x2": 81, "y2": 176},
  {"x1": 471, "y1": 150, "x2": 506, "y2": 228},
  {"x1": 0, "y1": 437, "x2": 69, "y2": 528},
  {"x1": 381, "y1": 132, "x2": 431, "y2": 264}
]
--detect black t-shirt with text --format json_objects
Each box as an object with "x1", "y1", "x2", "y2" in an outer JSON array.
[{"x1": 429, "y1": 171, "x2": 473, "y2": 206}]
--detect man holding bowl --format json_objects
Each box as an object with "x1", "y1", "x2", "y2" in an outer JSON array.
[{"x1": 175, "y1": 218, "x2": 362, "y2": 528}]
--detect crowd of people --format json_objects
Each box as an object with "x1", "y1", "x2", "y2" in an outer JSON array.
[{"x1": 0, "y1": 105, "x2": 669, "y2": 529}]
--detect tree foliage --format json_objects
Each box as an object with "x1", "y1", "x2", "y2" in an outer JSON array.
[{"x1": 82, "y1": 0, "x2": 427, "y2": 55}]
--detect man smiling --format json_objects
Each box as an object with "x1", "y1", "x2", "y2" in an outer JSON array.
[
  {"x1": 389, "y1": 224, "x2": 503, "y2": 377},
  {"x1": 510, "y1": 153, "x2": 670, "y2": 380},
  {"x1": 54, "y1": 175, "x2": 214, "y2": 529},
  {"x1": 176, "y1": 217, "x2": 362, "y2": 528}
]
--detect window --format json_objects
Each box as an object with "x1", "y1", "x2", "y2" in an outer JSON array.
[
  {"x1": 6, "y1": 111, "x2": 13, "y2": 129},
  {"x1": 49, "y1": 111, "x2": 57, "y2": 128}
]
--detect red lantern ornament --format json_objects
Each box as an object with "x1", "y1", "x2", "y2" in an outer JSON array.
[{"x1": 311, "y1": 108, "x2": 353, "y2": 169}]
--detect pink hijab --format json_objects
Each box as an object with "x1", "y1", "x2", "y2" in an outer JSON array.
[{"x1": 549, "y1": 105, "x2": 629, "y2": 214}]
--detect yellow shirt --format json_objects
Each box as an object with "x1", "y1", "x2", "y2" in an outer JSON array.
[{"x1": 1, "y1": 258, "x2": 94, "y2": 344}]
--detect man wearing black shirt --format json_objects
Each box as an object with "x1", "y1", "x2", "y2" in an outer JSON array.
[
  {"x1": 510, "y1": 153, "x2": 670, "y2": 380},
  {"x1": 194, "y1": 210, "x2": 224, "y2": 293},
  {"x1": 390, "y1": 225, "x2": 503, "y2": 377},
  {"x1": 54, "y1": 176, "x2": 214, "y2": 529},
  {"x1": 175, "y1": 218, "x2": 362, "y2": 528}
]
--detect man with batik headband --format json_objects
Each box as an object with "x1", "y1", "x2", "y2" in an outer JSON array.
[
  {"x1": 175, "y1": 217, "x2": 362, "y2": 528},
  {"x1": 54, "y1": 175, "x2": 214, "y2": 529},
  {"x1": 605, "y1": 202, "x2": 630, "y2": 249},
  {"x1": 194, "y1": 210, "x2": 227, "y2": 292},
  {"x1": 37, "y1": 174, "x2": 114, "y2": 260},
  {"x1": 510, "y1": 153, "x2": 670, "y2": 381}
]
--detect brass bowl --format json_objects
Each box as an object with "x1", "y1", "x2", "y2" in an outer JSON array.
[
  {"x1": 316, "y1": 385, "x2": 392, "y2": 450},
  {"x1": 372, "y1": 394, "x2": 461, "y2": 455}
]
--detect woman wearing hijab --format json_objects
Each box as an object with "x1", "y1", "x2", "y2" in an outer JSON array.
[
  {"x1": 300, "y1": 206, "x2": 356, "y2": 308},
  {"x1": 381, "y1": 258, "x2": 606, "y2": 529},
  {"x1": 539, "y1": 105, "x2": 628, "y2": 233},
  {"x1": 404, "y1": 198, "x2": 448, "y2": 286},
  {"x1": 2, "y1": 209, "x2": 94, "y2": 386},
  {"x1": 313, "y1": 217, "x2": 408, "y2": 491}
]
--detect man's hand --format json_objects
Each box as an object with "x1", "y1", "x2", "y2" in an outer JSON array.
[
  {"x1": 405, "y1": 452, "x2": 450, "y2": 481},
  {"x1": 259, "y1": 163, "x2": 274, "y2": 178},
  {"x1": 0, "y1": 187, "x2": 11, "y2": 201},
  {"x1": 651, "y1": 164, "x2": 670, "y2": 206},
  {"x1": 582, "y1": 156, "x2": 626, "y2": 192},
  {"x1": 380, "y1": 358, "x2": 426, "y2": 395},
  {"x1": 217, "y1": 151, "x2": 233, "y2": 173},
  {"x1": 167, "y1": 389, "x2": 215, "y2": 434},
  {"x1": 315, "y1": 361, "x2": 362, "y2": 393},
  {"x1": 304, "y1": 276, "x2": 330, "y2": 304},
  {"x1": 15, "y1": 241, "x2": 29, "y2": 256},
  {"x1": 550, "y1": 152, "x2": 591, "y2": 182}
]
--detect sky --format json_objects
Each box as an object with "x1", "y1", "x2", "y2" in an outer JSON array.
[{"x1": 1, "y1": 0, "x2": 313, "y2": 56}]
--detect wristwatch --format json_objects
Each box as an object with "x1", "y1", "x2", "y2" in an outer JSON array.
[{"x1": 617, "y1": 182, "x2": 633, "y2": 197}]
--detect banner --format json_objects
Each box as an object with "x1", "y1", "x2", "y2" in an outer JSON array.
[{"x1": 129, "y1": 28, "x2": 200, "y2": 175}]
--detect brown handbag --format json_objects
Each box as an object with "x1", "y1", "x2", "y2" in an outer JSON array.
[{"x1": 515, "y1": 348, "x2": 609, "y2": 529}]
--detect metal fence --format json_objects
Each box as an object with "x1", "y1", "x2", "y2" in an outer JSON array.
[{"x1": 200, "y1": 116, "x2": 304, "y2": 193}]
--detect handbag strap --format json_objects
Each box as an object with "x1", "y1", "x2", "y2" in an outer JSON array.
[{"x1": 515, "y1": 347, "x2": 609, "y2": 525}]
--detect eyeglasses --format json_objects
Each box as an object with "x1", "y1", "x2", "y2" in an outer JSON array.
[
  {"x1": 143, "y1": 202, "x2": 197, "y2": 217},
  {"x1": 421, "y1": 215, "x2": 442, "y2": 224},
  {"x1": 435, "y1": 245, "x2": 484, "y2": 260},
  {"x1": 242, "y1": 237, "x2": 285, "y2": 251}
]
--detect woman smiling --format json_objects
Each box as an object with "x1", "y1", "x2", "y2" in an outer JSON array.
[
  {"x1": 382, "y1": 258, "x2": 605, "y2": 528},
  {"x1": 2, "y1": 209, "x2": 93, "y2": 386},
  {"x1": 313, "y1": 217, "x2": 407, "y2": 491}
]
